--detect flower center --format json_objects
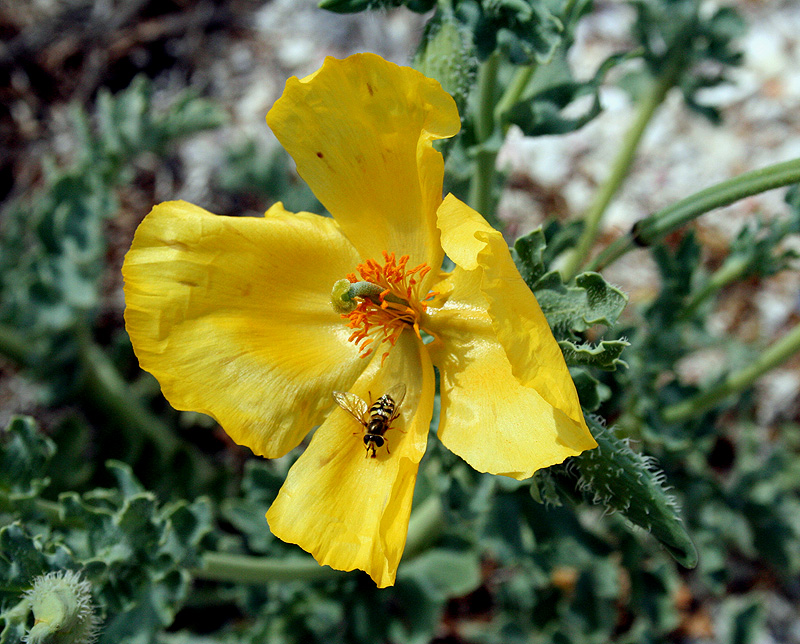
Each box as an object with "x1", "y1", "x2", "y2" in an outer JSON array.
[{"x1": 332, "y1": 252, "x2": 435, "y2": 362}]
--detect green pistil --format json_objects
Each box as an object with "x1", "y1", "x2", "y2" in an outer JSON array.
[{"x1": 331, "y1": 279, "x2": 410, "y2": 313}]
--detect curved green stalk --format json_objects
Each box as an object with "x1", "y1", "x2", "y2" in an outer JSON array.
[
  {"x1": 662, "y1": 321, "x2": 800, "y2": 423},
  {"x1": 560, "y1": 53, "x2": 684, "y2": 281},
  {"x1": 494, "y1": 63, "x2": 537, "y2": 123},
  {"x1": 193, "y1": 495, "x2": 445, "y2": 584},
  {"x1": 588, "y1": 157, "x2": 800, "y2": 272}
]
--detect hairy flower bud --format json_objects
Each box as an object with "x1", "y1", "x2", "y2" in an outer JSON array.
[
  {"x1": 24, "y1": 570, "x2": 100, "y2": 644},
  {"x1": 414, "y1": 9, "x2": 477, "y2": 113}
]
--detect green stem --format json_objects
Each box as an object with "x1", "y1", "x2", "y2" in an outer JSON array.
[
  {"x1": 494, "y1": 63, "x2": 537, "y2": 124},
  {"x1": 561, "y1": 53, "x2": 684, "y2": 281},
  {"x1": 679, "y1": 254, "x2": 750, "y2": 321},
  {"x1": 76, "y1": 328, "x2": 181, "y2": 459},
  {"x1": 662, "y1": 321, "x2": 800, "y2": 423},
  {"x1": 196, "y1": 553, "x2": 345, "y2": 584},
  {"x1": 401, "y1": 494, "x2": 446, "y2": 560},
  {"x1": 193, "y1": 495, "x2": 445, "y2": 584},
  {"x1": 562, "y1": 0, "x2": 579, "y2": 20},
  {"x1": 468, "y1": 51, "x2": 501, "y2": 225},
  {"x1": 588, "y1": 157, "x2": 800, "y2": 272}
]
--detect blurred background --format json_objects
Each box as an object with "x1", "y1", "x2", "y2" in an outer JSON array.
[{"x1": 2, "y1": 1, "x2": 800, "y2": 643}]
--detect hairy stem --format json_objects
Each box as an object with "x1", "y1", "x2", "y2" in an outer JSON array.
[{"x1": 588, "y1": 157, "x2": 800, "y2": 272}]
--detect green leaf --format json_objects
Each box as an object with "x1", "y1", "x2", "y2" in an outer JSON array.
[
  {"x1": 398, "y1": 549, "x2": 482, "y2": 600},
  {"x1": 569, "y1": 369, "x2": 611, "y2": 412},
  {"x1": 559, "y1": 339, "x2": 629, "y2": 371},
  {"x1": 0, "y1": 74, "x2": 225, "y2": 406},
  {"x1": 0, "y1": 524, "x2": 75, "y2": 594},
  {"x1": 719, "y1": 596, "x2": 765, "y2": 644},
  {"x1": 723, "y1": 205, "x2": 800, "y2": 281},
  {"x1": 0, "y1": 417, "x2": 55, "y2": 499},
  {"x1": 217, "y1": 144, "x2": 323, "y2": 215},
  {"x1": 534, "y1": 272, "x2": 628, "y2": 338},
  {"x1": 644, "y1": 233, "x2": 702, "y2": 327},
  {"x1": 512, "y1": 227, "x2": 548, "y2": 287},
  {"x1": 574, "y1": 419, "x2": 698, "y2": 567},
  {"x1": 390, "y1": 548, "x2": 482, "y2": 643},
  {"x1": 628, "y1": 0, "x2": 745, "y2": 123},
  {"x1": 448, "y1": 0, "x2": 562, "y2": 64},
  {"x1": 0, "y1": 598, "x2": 29, "y2": 644},
  {"x1": 220, "y1": 460, "x2": 285, "y2": 553},
  {"x1": 507, "y1": 49, "x2": 636, "y2": 136}
]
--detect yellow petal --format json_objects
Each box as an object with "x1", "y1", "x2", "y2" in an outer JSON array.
[
  {"x1": 122, "y1": 200, "x2": 365, "y2": 458},
  {"x1": 426, "y1": 195, "x2": 597, "y2": 479},
  {"x1": 266, "y1": 331, "x2": 434, "y2": 587},
  {"x1": 267, "y1": 53, "x2": 459, "y2": 279},
  {"x1": 437, "y1": 194, "x2": 591, "y2": 434},
  {"x1": 427, "y1": 269, "x2": 595, "y2": 479}
]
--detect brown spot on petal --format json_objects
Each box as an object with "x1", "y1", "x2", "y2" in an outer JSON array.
[{"x1": 366, "y1": 82, "x2": 374, "y2": 96}]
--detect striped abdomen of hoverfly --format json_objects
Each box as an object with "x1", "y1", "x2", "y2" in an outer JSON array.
[{"x1": 332, "y1": 384, "x2": 406, "y2": 458}]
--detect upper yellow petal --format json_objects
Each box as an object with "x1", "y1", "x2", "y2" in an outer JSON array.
[
  {"x1": 436, "y1": 194, "x2": 591, "y2": 436},
  {"x1": 266, "y1": 331, "x2": 434, "y2": 587},
  {"x1": 122, "y1": 200, "x2": 365, "y2": 458},
  {"x1": 267, "y1": 53, "x2": 459, "y2": 277}
]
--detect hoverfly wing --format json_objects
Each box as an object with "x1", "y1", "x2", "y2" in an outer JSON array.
[
  {"x1": 332, "y1": 390, "x2": 369, "y2": 424},
  {"x1": 383, "y1": 383, "x2": 406, "y2": 410},
  {"x1": 382, "y1": 383, "x2": 407, "y2": 425}
]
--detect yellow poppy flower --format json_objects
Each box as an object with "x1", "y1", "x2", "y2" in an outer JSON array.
[{"x1": 122, "y1": 53, "x2": 597, "y2": 588}]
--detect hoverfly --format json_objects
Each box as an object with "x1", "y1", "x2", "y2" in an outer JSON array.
[{"x1": 332, "y1": 384, "x2": 406, "y2": 458}]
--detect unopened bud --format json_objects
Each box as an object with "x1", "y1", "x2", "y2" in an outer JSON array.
[
  {"x1": 414, "y1": 9, "x2": 477, "y2": 113},
  {"x1": 24, "y1": 570, "x2": 100, "y2": 644}
]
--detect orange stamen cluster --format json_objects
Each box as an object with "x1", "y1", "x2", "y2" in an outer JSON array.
[{"x1": 344, "y1": 251, "x2": 435, "y2": 363}]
